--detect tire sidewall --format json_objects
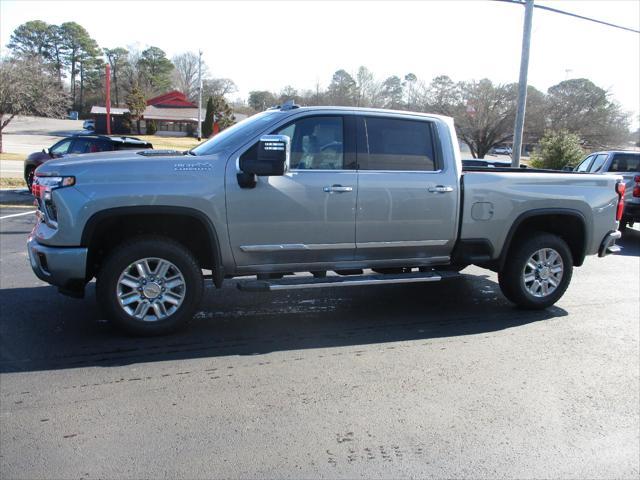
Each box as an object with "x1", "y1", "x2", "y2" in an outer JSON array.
[
  {"x1": 503, "y1": 234, "x2": 573, "y2": 309},
  {"x1": 97, "y1": 238, "x2": 203, "y2": 335}
]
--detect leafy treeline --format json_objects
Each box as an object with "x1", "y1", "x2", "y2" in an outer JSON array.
[
  {"x1": 6, "y1": 20, "x2": 239, "y2": 114},
  {"x1": 249, "y1": 68, "x2": 631, "y2": 158},
  {"x1": 3, "y1": 20, "x2": 633, "y2": 155}
]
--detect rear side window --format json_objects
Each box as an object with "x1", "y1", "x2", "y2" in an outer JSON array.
[
  {"x1": 589, "y1": 154, "x2": 609, "y2": 173},
  {"x1": 359, "y1": 117, "x2": 436, "y2": 171},
  {"x1": 575, "y1": 155, "x2": 594, "y2": 172},
  {"x1": 69, "y1": 138, "x2": 94, "y2": 154},
  {"x1": 609, "y1": 153, "x2": 640, "y2": 172}
]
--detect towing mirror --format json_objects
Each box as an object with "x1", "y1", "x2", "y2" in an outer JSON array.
[{"x1": 240, "y1": 135, "x2": 290, "y2": 176}]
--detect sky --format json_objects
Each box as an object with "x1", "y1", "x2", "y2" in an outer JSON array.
[{"x1": 1, "y1": 0, "x2": 639, "y2": 127}]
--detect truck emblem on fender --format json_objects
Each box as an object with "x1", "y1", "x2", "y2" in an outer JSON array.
[{"x1": 174, "y1": 162, "x2": 212, "y2": 171}]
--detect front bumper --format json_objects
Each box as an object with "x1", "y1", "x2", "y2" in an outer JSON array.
[
  {"x1": 27, "y1": 236, "x2": 88, "y2": 294},
  {"x1": 598, "y1": 230, "x2": 622, "y2": 257}
]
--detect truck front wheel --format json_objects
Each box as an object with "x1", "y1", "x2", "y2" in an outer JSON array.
[
  {"x1": 96, "y1": 236, "x2": 204, "y2": 335},
  {"x1": 498, "y1": 233, "x2": 573, "y2": 309}
]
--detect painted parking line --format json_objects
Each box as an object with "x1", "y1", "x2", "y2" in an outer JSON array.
[{"x1": 0, "y1": 210, "x2": 36, "y2": 220}]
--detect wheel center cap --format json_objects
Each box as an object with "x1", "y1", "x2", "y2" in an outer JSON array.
[
  {"x1": 538, "y1": 266, "x2": 551, "y2": 280},
  {"x1": 143, "y1": 282, "x2": 162, "y2": 299}
]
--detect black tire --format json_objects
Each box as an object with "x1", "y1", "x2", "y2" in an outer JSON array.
[
  {"x1": 26, "y1": 167, "x2": 35, "y2": 192},
  {"x1": 498, "y1": 233, "x2": 573, "y2": 309},
  {"x1": 96, "y1": 236, "x2": 204, "y2": 336},
  {"x1": 619, "y1": 221, "x2": 628, "y2": 233}
]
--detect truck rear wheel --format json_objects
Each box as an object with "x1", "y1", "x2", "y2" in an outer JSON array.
[
  {"x1": 96, "y1": 236, "x2": 204, "y2": 335},
  {"x1": 498, "y1": 233, "x2": 573, "y2": 309}
]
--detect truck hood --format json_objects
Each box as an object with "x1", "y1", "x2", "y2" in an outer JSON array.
[{"x1": 35, "y1": 149, "x2": 219, "y2": 176}]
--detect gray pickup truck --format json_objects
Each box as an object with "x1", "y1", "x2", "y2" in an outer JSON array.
[{"x1": 28, "y1": 105, "x2": 625, "y2": 335}]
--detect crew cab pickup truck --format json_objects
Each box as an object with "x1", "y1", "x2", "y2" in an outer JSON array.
[
  {"x1": 28, "y1": 104, "x2": 625, "y2": 335},
  {"x1": 573, "y1": 150, "x2": 640, "y2": 231}
]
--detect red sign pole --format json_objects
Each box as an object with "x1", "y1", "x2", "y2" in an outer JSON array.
[{"x1": 105, "y1": 64, "x2": 111, "y2": 135}]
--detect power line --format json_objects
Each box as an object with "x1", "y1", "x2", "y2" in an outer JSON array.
[{"x1": 495, "y1": 0, "x2": 640, "y2": 34}]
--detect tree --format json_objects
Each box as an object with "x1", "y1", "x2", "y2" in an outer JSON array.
[
  {"x1": 60, "y1": 22, "x2": 99, "y2": 110},
  {"x1": 0, "y1": 56, "x2": 69, "y2": 152},
  {"x1": 404, "y1": 73, "x2": 417, "y2": 108},
  {"x1": 380, "y1": 75, "x2": 404, "y2": 110},
  {"x1": 201, "y1": 97, "x2": 214, "y2": 138},
  {"x1": 355, "y1": 66, "x2": 382, "y2": 107},
  {"x1": 104, "y1": 47, "x2": 129, "y2": 106},
  {"x1": 248, "y1": 90, "x2": 276, "y2": 111},
  {"x1": 172, "y1": 51, "x2": 206, "y2": 101},
  {"x1": 138, "y1": 46, "x2": 174, "y2": 96},
  {"x1": 327, "y1": 69, "x2": 357, "y2": 106},
  {"x1": 278, "y1": 85, "x2": 300, "y2": 104},
  {"x1": 529, "y1": 130, "x2": 585, "y2": 170},
  {"x1": 545, "y1": 78, "x2": 630, "y2": 148},
  {"x1": 125, "y1": 83, "x2": 147, "y2": 134},
  {"x1": 455, "y1": 79, "x2": 518, "y2": 158},
  {"x1": 202, "y1": 78, "x2": 237, "y2": 100},
  {"x1": 7, "y1": 20, "x2": 53, "y2": 59},
  {"x1": 208, "y1": 95, "x2": 235, "y2": 130}
]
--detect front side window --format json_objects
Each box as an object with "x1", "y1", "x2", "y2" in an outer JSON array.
[
  {"x1": 50, "y1": 139, "x2": 72, "y2": 155},
  {"x1": 359, "y1": 117, "x2": 436, "y2": 171},
  {"x1": 275, "y1": 116, "x2": 344, "y2": 170},
  {"x1": 589, "y1": 154, "x2": 609, "y2": 173}
]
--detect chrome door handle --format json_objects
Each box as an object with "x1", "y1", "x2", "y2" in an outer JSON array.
[
  {"x1": 428, "y1": 185, "x2": 454, "y2": 193},
  {"x1": 323, "y1": 185, "x2": 353, "y2": 193}
]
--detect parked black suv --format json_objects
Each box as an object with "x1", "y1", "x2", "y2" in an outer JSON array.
[{"x1": 24, "y1": 135, "x2": 153, "y2": 191}]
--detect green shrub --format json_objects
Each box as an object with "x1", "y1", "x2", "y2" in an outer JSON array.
[
  {"x1": 530, "y1": 130, "x2": 584, "y2": 170},
  {"x1": 146, "y1": 119, "x2": 157, "y2": 135}
]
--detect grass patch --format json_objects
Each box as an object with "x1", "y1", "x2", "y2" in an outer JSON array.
[
  {"x1": 0, "y1": 177, "x2": 27, "y2": 189},
  {"x1": 0, "y1": 152, "x2": 25, "y2": 161},
  {"x1": 134, "y1": 135, "x2": 204, "y2": 151}
]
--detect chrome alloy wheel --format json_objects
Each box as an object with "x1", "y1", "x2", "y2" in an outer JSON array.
[
  {"x1": 116, "y1": 257, "x2": 186, "y2": 321},
  {"x1": 522, "y1": 248, "x2": 564, "y2": 298}
]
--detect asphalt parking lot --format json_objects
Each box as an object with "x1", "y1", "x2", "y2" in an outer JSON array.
[{"x1": 0, "y1": 207, "x2": 638, "y2": 479}]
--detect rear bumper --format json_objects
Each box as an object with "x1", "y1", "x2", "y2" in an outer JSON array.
[
  {"x1": 622, "y1": 203, "x2": 640, "y2": 222},
  {"x1": 27, "y1": 236, "x2": 88, "y2": 293},
  {"x1": 598, "y1": 230, "x2": 622, "y2": 257}
]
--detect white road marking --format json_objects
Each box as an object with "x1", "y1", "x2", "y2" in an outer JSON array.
[{"x1": 0, "y1": 210, "x2": 36, "y2": 219}]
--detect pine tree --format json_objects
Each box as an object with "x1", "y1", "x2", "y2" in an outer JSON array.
[{"x1": 202, "y1": 97, "x2": 214, "y2": 138}]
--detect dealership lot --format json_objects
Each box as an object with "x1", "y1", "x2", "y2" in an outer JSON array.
[{"x1": 0, "y1": 209, "x2": 638, "y2": 479}]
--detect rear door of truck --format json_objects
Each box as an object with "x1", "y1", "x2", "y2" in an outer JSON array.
[{"x1": 354, "y1": 114, "x2": 459, "y2": 262}]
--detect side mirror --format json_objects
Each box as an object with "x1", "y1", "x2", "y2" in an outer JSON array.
[{"x1": 240, "y1": 135, "x2": 290, "y2": 176}]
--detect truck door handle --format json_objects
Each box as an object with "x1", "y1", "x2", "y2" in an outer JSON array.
[
  {"x1": 428, "y1": 185, "x2": 454, "y2": 193},
  {"x1": 323, "y1": 185, "x2": 353, "y2": 193}
]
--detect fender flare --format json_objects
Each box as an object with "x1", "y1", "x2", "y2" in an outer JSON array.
[
  {"x1": 498, "y1": 208, "x2": 588, "y2": 270},
  {"x1": 81, "y1": 206, "x2": 224, "y2": 287}
]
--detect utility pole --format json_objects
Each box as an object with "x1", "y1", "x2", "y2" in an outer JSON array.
[
  {"x1": 105, "y1": 63, "x2": 111, "y2": 135},
  {"x1": 511, "y1": 0, "x2": 534, "y2": 167},
  {"x1": 197, "y1": 50, "x2": 203, "y2": 141}
]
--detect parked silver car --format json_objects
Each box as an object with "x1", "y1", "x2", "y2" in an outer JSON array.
[{"x1": 574, "y1": 151, "x2": 640, "y2": 230}]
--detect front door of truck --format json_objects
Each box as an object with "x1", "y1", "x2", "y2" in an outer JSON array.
[
  {"x1": 354, "y1": 115, "x2": 459, "y2": 263},
  {"x1": 226, "y1": 114, "x2": 357, "y2": 268}
]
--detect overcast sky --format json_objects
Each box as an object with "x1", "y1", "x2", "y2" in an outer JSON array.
[{"x1": 1, "y1": 0, "x2": 639, "y2": 127}]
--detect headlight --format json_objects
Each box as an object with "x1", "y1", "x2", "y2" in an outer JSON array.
[
  {"x1": 32, "y1": 175, "x2": 75, "y2": 200},
  {"x1": 32, "y1": 175, "x2": 75, "y2": 227}
]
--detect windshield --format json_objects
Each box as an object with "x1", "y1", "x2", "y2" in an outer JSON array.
[{"x1": 190, "y1": 111, "x2": 281, "y2": 156}]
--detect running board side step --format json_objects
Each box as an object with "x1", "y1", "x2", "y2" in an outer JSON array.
[{"x1": 237, "y1": 270, "x2": 459, "y2": 292}]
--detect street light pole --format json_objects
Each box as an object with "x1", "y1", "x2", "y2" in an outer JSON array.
[
  {"x1": 197, "y1": 50, "x2": 203, "y2": 141},
  {"x1": 511, "y1": 0, "x2": 534, "y2": 167}
]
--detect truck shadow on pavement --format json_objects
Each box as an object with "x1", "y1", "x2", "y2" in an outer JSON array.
[
  {"x1": 617, "y1": 227, "x2": 640, "y2": 256},
  {"x1": 0, "y1": 273, "x2": 567, "y2": 374}
]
